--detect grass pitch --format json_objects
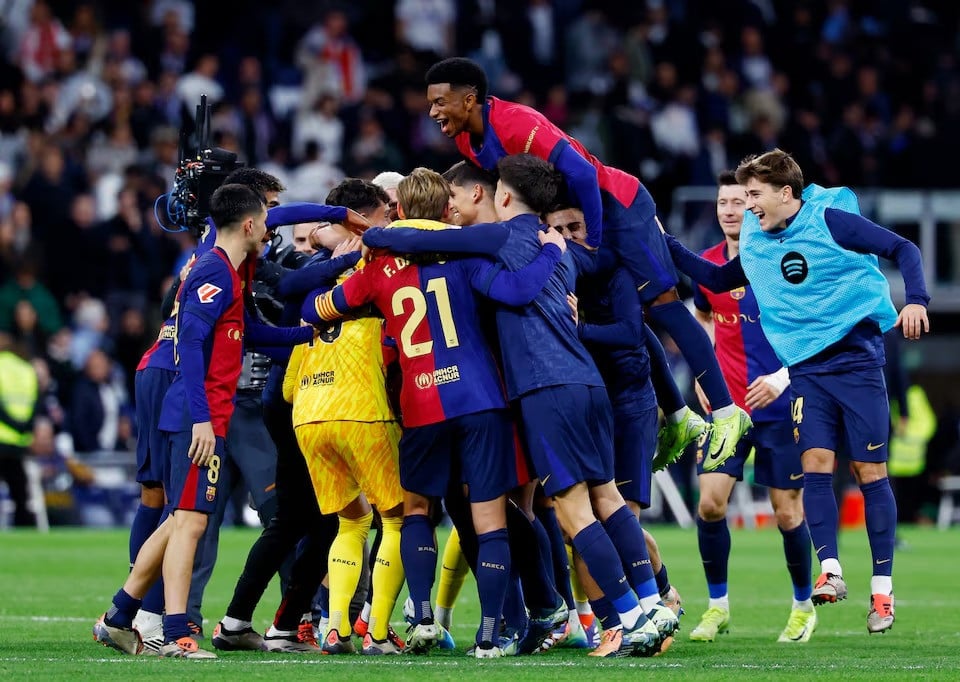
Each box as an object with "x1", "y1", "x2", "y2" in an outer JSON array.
[{"x1": 1, "y1": 525, "x2": 958, "y2": 680}]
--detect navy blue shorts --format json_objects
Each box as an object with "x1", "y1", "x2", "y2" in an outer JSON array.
[
  {"x1": 613, "y1": 404, "x2": 658, "y2": 507},
  {"x1": 164, "y1": 430, "x2": 226, "y2": 513},
  {"x1": 134, "y1": 367, "x2": 176, "y2": 485},
  {"x1": 695, "y1": 418, "x2": 803, "y2": 489},
  {"x1": 399, "y1": 409, "x2": 515, "y2": 503},
  {"x1": 790, "y1": 368, "x2": 890, "y2": 463},
  {"x1": 518, "y1": 385, "x2": 614, "y2": 497},
  {"x1": 224, "y1": 392, "x2": 277, "y2": 510},
  {"x1": 601, "y1": 187, "x2": 679, "y2": 303}
]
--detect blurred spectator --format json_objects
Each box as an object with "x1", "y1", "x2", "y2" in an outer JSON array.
[
  {"x1": 285, "y1": 140, "x2": 343, "y2": 204},
  {"x1": 292, "y1": 92, "x2": 344, "y2": 164},
  {"x1": 0, "y1": 255, "x2": 62, "y2": 337},
  {"x1": 69, "y1": 297, "x2": 111, "y2": 370},
  {"x1": 30, "y1": 415, "x2": 95, "y2": 526},
  {"x1": 68, "y1": 348, "x2": 123, "y2": 453},
  {"x1": 16, "y1": 0, "x2": 72, "y2": 84},
  {"x1": 395, "y1": 0, "x2": 456, "y2": 58},
  {"x1": 0, "y1": 333, "x2": 39, "y2": 526},
  {"x1": 175, "y1": 52, "x2": 223, "y2": 109},
  {"x1": 295, "y1": 9, "x2": 367, "y2": 106}
]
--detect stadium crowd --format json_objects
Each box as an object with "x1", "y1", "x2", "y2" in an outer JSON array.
[{"x1": 0, "y1": 0, "x2": 960, "y2": 658}]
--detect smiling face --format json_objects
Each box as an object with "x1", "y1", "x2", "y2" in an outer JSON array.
[
  {"x1": 427, "y1": 82, "x2": 477, "y2": 138},
  {"x1": 716, "y1": 183, "x2": 747, "y2": 240},
  {"x1": 743, "y1": 177, "x2": 796, "y2": 231}
]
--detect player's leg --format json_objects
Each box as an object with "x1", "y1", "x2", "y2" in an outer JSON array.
[
  {"x1": 602, "y1": 402, "x2": 678, "y2": 647},
  {"x1": 435, "y1": 526, "x2": 469, "y2": 631},
  {"x1": 566, "y1": 542, "x2": 600, "y2": 646},
  {"x1": 521, "y1": 385, "x2": 659, "y2": 657},
  {"x1": 791, "y1": 374, "x2": 848, "y2": 606},
  {"x1": 644, "y1": 325, "x2": 707, "y2": 470},
  {"x1": 397, "y1": 421, "x2": 452, "y2": 654},
  {"x1": 841, "y1": 368, "x2": 897, "y2": 633},
  {"x1": 752, "y1": 419, "x2": 816, "y2": 641},
  {"x1": 690, "y1": 427, "x2": 738, "y2": 642},
  {"x1": 157, "y1": 431, "x2": 222, "y2": 659}
]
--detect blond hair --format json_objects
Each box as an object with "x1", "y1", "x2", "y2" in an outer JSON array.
[
  {"x1": 735, "y1": 148, "x2": 804, "y2": 198},
  {"x1": 397, "y1": 167, "x2": 450, "y2": 221}
]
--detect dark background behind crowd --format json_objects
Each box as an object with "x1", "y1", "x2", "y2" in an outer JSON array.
[{"x1": 0, "y1": 0, "x2": 958, "y2": 524}]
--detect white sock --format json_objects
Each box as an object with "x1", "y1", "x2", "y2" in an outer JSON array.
[
  {"x1": 820, "y1": 558, "x2": 843, "y2": 576},
  {"x1": 435, "y1": 606, "x2": 453, "y2": 630},
  {"x1": 265, "y1": 624, "x2": 296, "y2": 637},
  {"x1": 221, "y1": 616, "x2": 251, "y2": 631},
  {"x1": 667, "y1": 407, "x2": 689, "y2": 424},
  {"x1": 708, "y1": 596, "x2": 730, "y2": 611},
  {"x1": 712, "y1": 404, "x2": 735, "y2": 419},
  {"x1": 575, "y1": 600, "x2": 593, "y2": 616},
  {"x1": 133, "y1": 609, "x2": 162, "y2": 631},
  {"x1": 618, "y1": 604, "x2": 646, "y2": 630},
  {"x1": 870, "y1": 575, "x2": 893, "y2": 595},
  {"x1": 793, "y1": 598, "x2": 814, "y2": 612},
  {"x1": 359, "y1": 601, "x2": 371, "y2": 623},
  {"x1": 566, "y1": 610, "x2": 583, "y2": 633},
  {"x1": 639, "y1": 594, "x2": 662, "y2": 613}
]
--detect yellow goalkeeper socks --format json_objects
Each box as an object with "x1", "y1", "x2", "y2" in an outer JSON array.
[
  {"x1": 327, "y1": 510, "x2": 373, "y2": 637},
  {"x1": 369, "y1": 514, "x2": 405, "y2": 641}
]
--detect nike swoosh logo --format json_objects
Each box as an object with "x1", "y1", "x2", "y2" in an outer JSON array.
[
  {"x1": 637, "y1": 281, "x2": 650, "y2": 292},
  {"x1": 866, "y1": 442, "x2": 885, "y2": 451},
  {"x1": 787, "y1": 622, "x2": 812, "y2": 641},
  {"x1": 815, "y1": 545, "x2": 827, "y2": 554},
  {"x1": 615, "y1": 480, "x2": 632, "y2": 487},
  {"x1": 695, "y1": 370, "x2": 708, "y2": 381},
  {"x1": 541, "y1": 474, "x2": 551, "y2": 486},
  {"x1": 875, "y1": 558, "x2": 891, "y2": 565},
  {"x1": 790, "y1": 473, "x2": 804, "y2": 481}
]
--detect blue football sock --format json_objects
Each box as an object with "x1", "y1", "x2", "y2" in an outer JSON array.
[
  {"x1": 644, "y1": 323, "x2": 687, "y2": 415},
  {"x1": 648, "y1": 301, "x2": 733, "y2": 409},
  {"x1": 779, "y1": 521, "x2": 813, "y2": 601},
  {"x1": 590, "y1": 595, "x2": 621, "y2": 630},
  {"x1": 128, "y1": 504, "x2": 164, "y2": 567},
  {"x1": 572, "y1": 522, "x2": 639, "y2": 617},
  {"x1": 162, "y1": 612, "x2": 190, "y2": 642},
  {"x1": 475, "y1": 529, "x2": 511, "y2": 645},
  {"x1": 313, "y1": 583, "x2": 330, "y2": 619},
  {"x1": 400, "y1": 514, "x2": 437, "y2": 623},
  {"x1": 697, "y1": 516, "x2": 731, "y2": 598},
  {"x1": 506, "y1": 505, "x2": 560, "y2": 611},
  {"x1": 861, "y1": 478, "x2": 897, "y2": 577},
  {"x1": 105, "y1": 588, "x2": 141, "y2": 628},
  {"x1": 502, "y1": 575, "x2": 528, "y2": 634},
  {"x1": 654, "y1": 563, "x2": 671, "y2": 598},
  {"x1": 535, "y1": 506, "x2": 575, "y2": 609},
  {"x1": 602, "y1": 506, "x2": 659, "y2": 602},
  {"x1": 803, "y1": 472, "x2": 840, "y2": 564}
]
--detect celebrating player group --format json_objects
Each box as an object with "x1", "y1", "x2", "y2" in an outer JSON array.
[{"x1": 90, "y1": 56, "x2": 930, "y2": 660}]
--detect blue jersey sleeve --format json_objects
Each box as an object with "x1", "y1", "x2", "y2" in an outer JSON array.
[
  {"x1": 362, "y1": 223, "x2": 511, "y2": 257},
  {"x1": 665, "y1": 234, "x2": 749, "y2": 292},
  {"x1": 266, "y1": 202, "x2": 347, "y2": 230},
  {"x1": 464, "y1": 243, "x2": 563, "y2": 305},
  {"x1": 824, "y1": 208, "x2": 930, "y2": 306},
  {"x1": 578, "y1": 269, "x2": 645, "y2": 348},
  {"x1": 276, "y1": 252, "x2": 361, "y2": 299},
  {"x1": 243, "y1": 313, "x2": 314, "y2": 347},
  {"x1": 550, "y1": 140, "x2": 603, "y2": 248}
]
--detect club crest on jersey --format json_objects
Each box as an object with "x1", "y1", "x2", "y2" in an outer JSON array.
[
  {"x1": 730, "y1": 287, "x2": 746, "y2": 300},
  {"x1": 226, "y1": 328, "x2": 242, "y2": 341},
  {"x1": 206, "y1": 486, "x2": 217, "y2": 502},
  {"x1": 197, "y1": 283, "x2": 222, "y2": 303}
]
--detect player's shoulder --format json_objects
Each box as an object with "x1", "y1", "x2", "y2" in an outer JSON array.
[
  {"x1": 487, "y1": 97, "x2": 549, "y2": 129},
  {"x1": 700, "y1": 241, "x2": 727, "y2": 262}
]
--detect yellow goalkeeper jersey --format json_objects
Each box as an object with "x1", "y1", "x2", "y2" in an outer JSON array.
[{"x1": 283, "y1": 264, "x2": 396, "y2": 426}]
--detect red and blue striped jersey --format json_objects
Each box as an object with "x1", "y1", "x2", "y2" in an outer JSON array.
[
  {"x1": 158, "y1": 247, "x2": 245, "y2": 437},
  {"x1": 693, "y1": 242, "x2": 789, "y2": 423},
  {"x1": 316, "y1": 254, "x2": 509, "y2": 428},
  {"x1": 456, "y1": 97, "x2": 640, "y2": 209}
]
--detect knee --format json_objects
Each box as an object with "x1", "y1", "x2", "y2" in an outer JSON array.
[
  {"x1": 172, "y1": 510, "x2": 208, "y2": 539},
  {"x1": 774, "y1": 506, "x2": 804, "y2": 530},
  {"x1": 141, "y1": 484, "x2": 165, "y2": 508},
  {"x1": 698, "y1": 497, "x2": 727, "y2": 522}
]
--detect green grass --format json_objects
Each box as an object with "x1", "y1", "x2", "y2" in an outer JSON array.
[{"x1": 1, "y1": 525, "x2": 958, "y2": 680}]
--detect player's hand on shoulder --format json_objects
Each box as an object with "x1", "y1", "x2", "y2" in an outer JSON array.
[
  {"x1": 540, "y1": 227, "x2": 567, "y2": 253},
  {"x1": 895, "y1": 303, "x2": 929, "y2": 340},
  {"x1": 566, "y1": 292, "x2": 578, "y2": 324}
]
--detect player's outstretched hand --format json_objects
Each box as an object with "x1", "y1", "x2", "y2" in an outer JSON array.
[
  {"x1": 343, "y1": 209, "x2": 372, "y2": 235},
  {"x1": 895, "y1": 303, "x2": 930, "y2": 340},
  {"x1": 189, "y1": 421, "x2": 217, "y2": 466},
  {"x1": 539, "y1": 227, "x2": 567, "y2": 253}
]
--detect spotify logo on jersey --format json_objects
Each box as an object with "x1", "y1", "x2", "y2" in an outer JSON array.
[{"x1": 780, "y1": 251, "x2": 808, "y2": 284}]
